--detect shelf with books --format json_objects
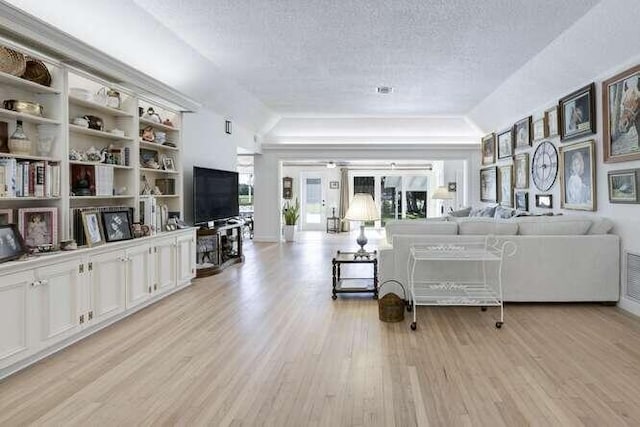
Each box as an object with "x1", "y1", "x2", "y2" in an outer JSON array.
[
  {"x1": 70, "y1": 195, "x2": 135, "y2": 200},
  {"x1": 0, "y1": 153, "x2": 61, "y2": 162},
  {"x1": 0, "y1": 196, "x2": 61, "y2": 201}
]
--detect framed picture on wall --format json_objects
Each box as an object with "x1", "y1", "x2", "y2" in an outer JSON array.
[
  {"x1": 560, "y1": 139, "x2": 596, "y2": 210},
  {"x1": 608, "y1": 168, "x2": 640, "y2": 203},
  {"x1": 514, "y1": 153, "x2": 529, "y2": 189},
  {"x1": 282, "y1": 177, "x2": 293, "y2": 199},
  {"x1": 515, "y1": 191, "x2": 529, "y2": 211},
  {"x1": 545, "y1": 106, "x2": 559, "y2": 137},
  {"x1": 329, "y1": 181, "x2": 339, "y2": 189},
  {"x1": 480, "y1": 166, "x2": 497, "y2": 203},
  {"x1": 602, "y1": 64, "x2": 640, "y2": 163},
  {"x1": 533, "y1": 117, "x2": 547, "y2": 142},
  {"x1": 481, "y1": 133, "x2": 495, "y2": 165},
  {"x1": 535, "y1": 194, "x2": 553, "y2": 209},
  {"x1": 514, "y1": 116, "x2": 532, "y2": 148},
  {"x1": 497, "y1": 128, "x2": 513, "y2": 159},
  {"x1": 498, "y1": 165, "x2": 513, "y2": 207},
  {"x1": 559, "y1": 83, "x2": 596, "y2": 141}
]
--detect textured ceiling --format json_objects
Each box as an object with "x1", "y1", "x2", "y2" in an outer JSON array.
[{"x1": 133, "y1": 0, "x2": 599, "y2": 116}]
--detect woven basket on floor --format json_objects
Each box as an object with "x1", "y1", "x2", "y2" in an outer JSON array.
[{"x1": 378, "y1": 280, "x2": 407, "y2": 322}]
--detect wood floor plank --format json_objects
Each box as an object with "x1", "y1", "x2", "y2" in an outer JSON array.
[{"x1": 2, "y1": 232, "x2": 640, "y2": 426}]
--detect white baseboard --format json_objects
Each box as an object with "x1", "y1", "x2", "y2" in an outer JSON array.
[
  {"x1": 619, "y1": 297, "x2": 640, "y2": 317},
  {"x1": 253, "y1": 235, "x2": 280, "y2": 242}
]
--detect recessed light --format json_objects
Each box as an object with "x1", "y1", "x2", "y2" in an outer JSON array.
[
  {"x1": 326, "y1": 161, "x2": 336, "y2": 169},
  {"x1": 377, "y1": 86, "x2": 393, "y2": 94}
]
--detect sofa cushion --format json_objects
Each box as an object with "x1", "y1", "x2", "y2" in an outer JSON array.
[
  {"x1": 469, "y1": 206, "x2": 496, "y2": 217},
  {"x1": 449, "y1": 206, "x2": 472, "y2": 218},
  {"x1": 456, "y1": 217, "x2": 519, "y2": 235},
  {"x1": 494, "y1": 206, "x2": 516, "y2": 219},
  {"x1": 384, "y1": 220, "x2": 458, "y2": 241},
  {"x1": 588, "y1": 217, "x2": 614, "y2": 234},
  {"x1": 516, "y1": 216, "x2": 592, "y2": 235}
]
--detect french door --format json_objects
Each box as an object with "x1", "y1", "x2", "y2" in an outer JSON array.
[{"x1": 300, "y1": 173, "x2": 326, "y2": 230}]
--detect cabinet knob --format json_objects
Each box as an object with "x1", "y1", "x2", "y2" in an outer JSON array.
[
  {"x1": 40, "y1": 279, "x2": 49, "y2": 286},
  {"x1": 31, "y1": 280, "x2": 41, "y2": 287}
]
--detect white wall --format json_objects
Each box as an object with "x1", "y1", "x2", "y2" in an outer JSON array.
[
  {"x1": 467, "y1": 0, "x2": 640, "y2": 315},
  {"x1": 182, "y1": 108, "x2": 257, "y2": 223}
]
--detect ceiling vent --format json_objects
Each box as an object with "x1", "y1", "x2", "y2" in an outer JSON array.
[{"x1": 377, "y1": 86, "x2": 393, "y2": 94}]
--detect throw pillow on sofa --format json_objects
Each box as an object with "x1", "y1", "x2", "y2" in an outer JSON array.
[
  {"x1": 469, "y1": 206, "x2": 496, "y2": 217},
  {"x1": 449, "y1": 206, "x2": 472, "y2": 218},
  {"x1": 494, "y1": 206, "x2": 516, "y2": 219}
]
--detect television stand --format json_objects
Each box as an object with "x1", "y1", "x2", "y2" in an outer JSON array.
[{"x1": 195, "y1": 222, "x2": 244, "y2": 277}]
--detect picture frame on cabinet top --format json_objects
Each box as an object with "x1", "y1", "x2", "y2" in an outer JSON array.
[
  {"x1": 0, "y1": 224, "x2": 28, "y2": 263},
  {"x1": 81, "y1": 210, "x2": 105, "y2": 247},
  {"x1": 0, "y1": 209, "x2": 12, "y2": 225}
]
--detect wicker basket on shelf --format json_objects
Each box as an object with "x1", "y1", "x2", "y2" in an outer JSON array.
[
  {"x1": 21, "y1": 57, "x2": 52, "y2": 86},
  {"x1": 0, "y1": 46, "x2": 26, "y2": 76}
]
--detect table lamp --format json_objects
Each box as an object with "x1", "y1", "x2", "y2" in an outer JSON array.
[
  {"x1": 344, "y1": 193, "x2": 380, "y2": 258},
  {"x1": 432, "y1": 186, "x2": 455, "y2": 215}
]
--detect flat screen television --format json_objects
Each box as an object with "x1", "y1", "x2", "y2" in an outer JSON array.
[{"x1": 193, "y1": 166, "x2": 239, "y2": 224}]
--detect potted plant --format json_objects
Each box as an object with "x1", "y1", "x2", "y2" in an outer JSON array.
[{"x1": 282, "y1": 198, "x2": 300, "y2": 242}]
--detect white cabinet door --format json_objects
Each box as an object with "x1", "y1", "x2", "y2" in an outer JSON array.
[
  {"x1": 125, "y1": 244, "x2": 152, "y2": 309},
  {"x1": 155, "y1": 237, "x2": 176, "y2": 294},
  {"x1": 177, "y1": 232, "x2": 196, "y2": 286},
  {"x1": 0, "y1": 271, "x2": 34, "y2": 370},
  {"x1": 90, "y1": 250, "x2": 126, "y2": 324},
  {"x1": 33, "y1": 260, "x2": 83, "y2": 346}
]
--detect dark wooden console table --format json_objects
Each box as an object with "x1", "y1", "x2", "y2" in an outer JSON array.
[{"x1": 196, "y1": 222, "x2": 244, "y2": 277}]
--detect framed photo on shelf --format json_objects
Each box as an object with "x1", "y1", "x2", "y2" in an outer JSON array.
[
  {"x1": 535, "y1": 194, "x2": 553, "y2": 209},
  {"x1": 499, "y1": 165, "x2": 513, "y2": 207},
  {"x1": 533, "y1": 117, "x2": 547, "y2": 141},
  {"x1": 0, "y1": 224, "x2": 27, "y2": 264},
  {"x1": 81, "y1": 210, "x2": 105, "y2": 247},
  {"x1": 514, "y1": 153, "x2": 529, "y2": 189},
  {"x1": 515, "y1": 191, "x2": 529, "y2": 211},
  {"x1": 608, "y1": 168, "x2": 640, "y2": 203},
  {"x1": 480, "y1": 166, "x2": 497, "y2": 203},
  {"x1": 559, "y1": 83, "x2": 596, "y2": 141},
  {"x1": 0, "y1": 209, "x2": 13, "y2": 225},
  {"x1": 545, "y1": 106, "x2": 559, "y2": 137},
  {"x1": 329, "y1": 181, "x2": 339, "y2": 189},
  {"x1": 101, "y1": 210, "x2": 134, "y2": 242},
  {"x1": 162, "y1": 156, "x2": 176, "y2": 171},
  {"x1": 602, "y1": 64, "x2": 640, "y2": 163},
  {"x1": 497, "y1": 128, "x2": 513, "y2": 159},
  {"x1": 481, "y1": 133, "x2": 496, "y2": 165},
  {"x1": 514, "y1": 116, "x2": 532, "y2": 148},
  {"x1": 560, "y1": 140, "x2": 596, "y2": 210},
  {"x1": 18, "y1": 207, "x2": 58, "y2": 248}
]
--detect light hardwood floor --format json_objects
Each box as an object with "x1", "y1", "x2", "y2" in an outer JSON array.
[{"x1": 2, "y1": 231, "x2": 640, "y2": 426}]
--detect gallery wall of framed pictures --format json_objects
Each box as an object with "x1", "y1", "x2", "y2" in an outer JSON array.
[{"x1": 478, "y1": 60, "x2": 640, "y2": 213}]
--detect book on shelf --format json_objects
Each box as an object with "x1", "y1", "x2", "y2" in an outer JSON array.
[
  {"x1": 0, "y1": 157, "x2": 60, "y2": 198},
  {"x1": 140, "y1": 196, "x2": 157, "y2": 234}
]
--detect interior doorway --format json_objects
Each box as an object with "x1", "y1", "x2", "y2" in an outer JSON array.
[{"x1": 300, "y1": 172, "x2": 326, "y2": 231}]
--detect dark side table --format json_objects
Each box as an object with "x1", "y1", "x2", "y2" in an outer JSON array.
[{"x1": 331, "y1": 250, "x2": 378, "y2": 300}]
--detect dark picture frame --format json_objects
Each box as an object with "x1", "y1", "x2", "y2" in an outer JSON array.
[
  {"x1": 329, "y1": 181, "x2": 339, "y2": 189},
  {"x1": 162, "y1": 156, "x2": 175, "y2": 171},
  {"x1": 559, "y1": 83, "x2": 596, "y2": 141},
  {"x1": 81, "y1": 210, "x2": 105, "y2": 247},
  {"x1": 602, "y1": 64, "x2": 640, "y2": 163},
  {"x1": 514, "y1": 153, "x2": 529, "y2": 189},
  {"x1": 608, "y1": 168, "x2": 640, "y2": 203},
  {"x1": 535, "y1": 194, "x2": 553, "y2": 209},
  {"x1": 0, "y1": 224, "x2": 28, "y2": 263},
  {"x1": 560, "y1": 139, "x2": 596, "y2": 211},
  {"x1": 481, "y1": 133, "x2": 495, "y2": 165},
  {"x1": 499, "y1": 165, "x2": 513, "y2": 207},
  {"x1": 282, "y1": 177, "x2": 293, "y2": 199},
  {"x1": 497, "y1": 128, "x2": 513, "y2": 159},
  {"x1": 0, "y1": 208, "x2": 12, "y2": 225},
  {"x1": 514, "y1": 116, "x2": 532, "y2": 149},
  {"x1": 515, "y1": 191, "x2": 529, "y2": 211},
  {"x1": 101, "y1": 210, "x2": 133, "y2": 242},
  {"x1": 480, "y1": 166, "x2": 497, "y2": 203}
]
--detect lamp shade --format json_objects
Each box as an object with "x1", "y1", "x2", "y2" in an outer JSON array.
[
  {"x1": 345, "y1": 193, "x2": 380, "y2": 221},
  {"x1": 431, "y1": 186, "x2": 454, "y2": 200}
]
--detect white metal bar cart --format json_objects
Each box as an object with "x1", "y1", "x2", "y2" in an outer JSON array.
[{"x1": 407, "y1": 236, "x2": 516, "y2": 330}]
